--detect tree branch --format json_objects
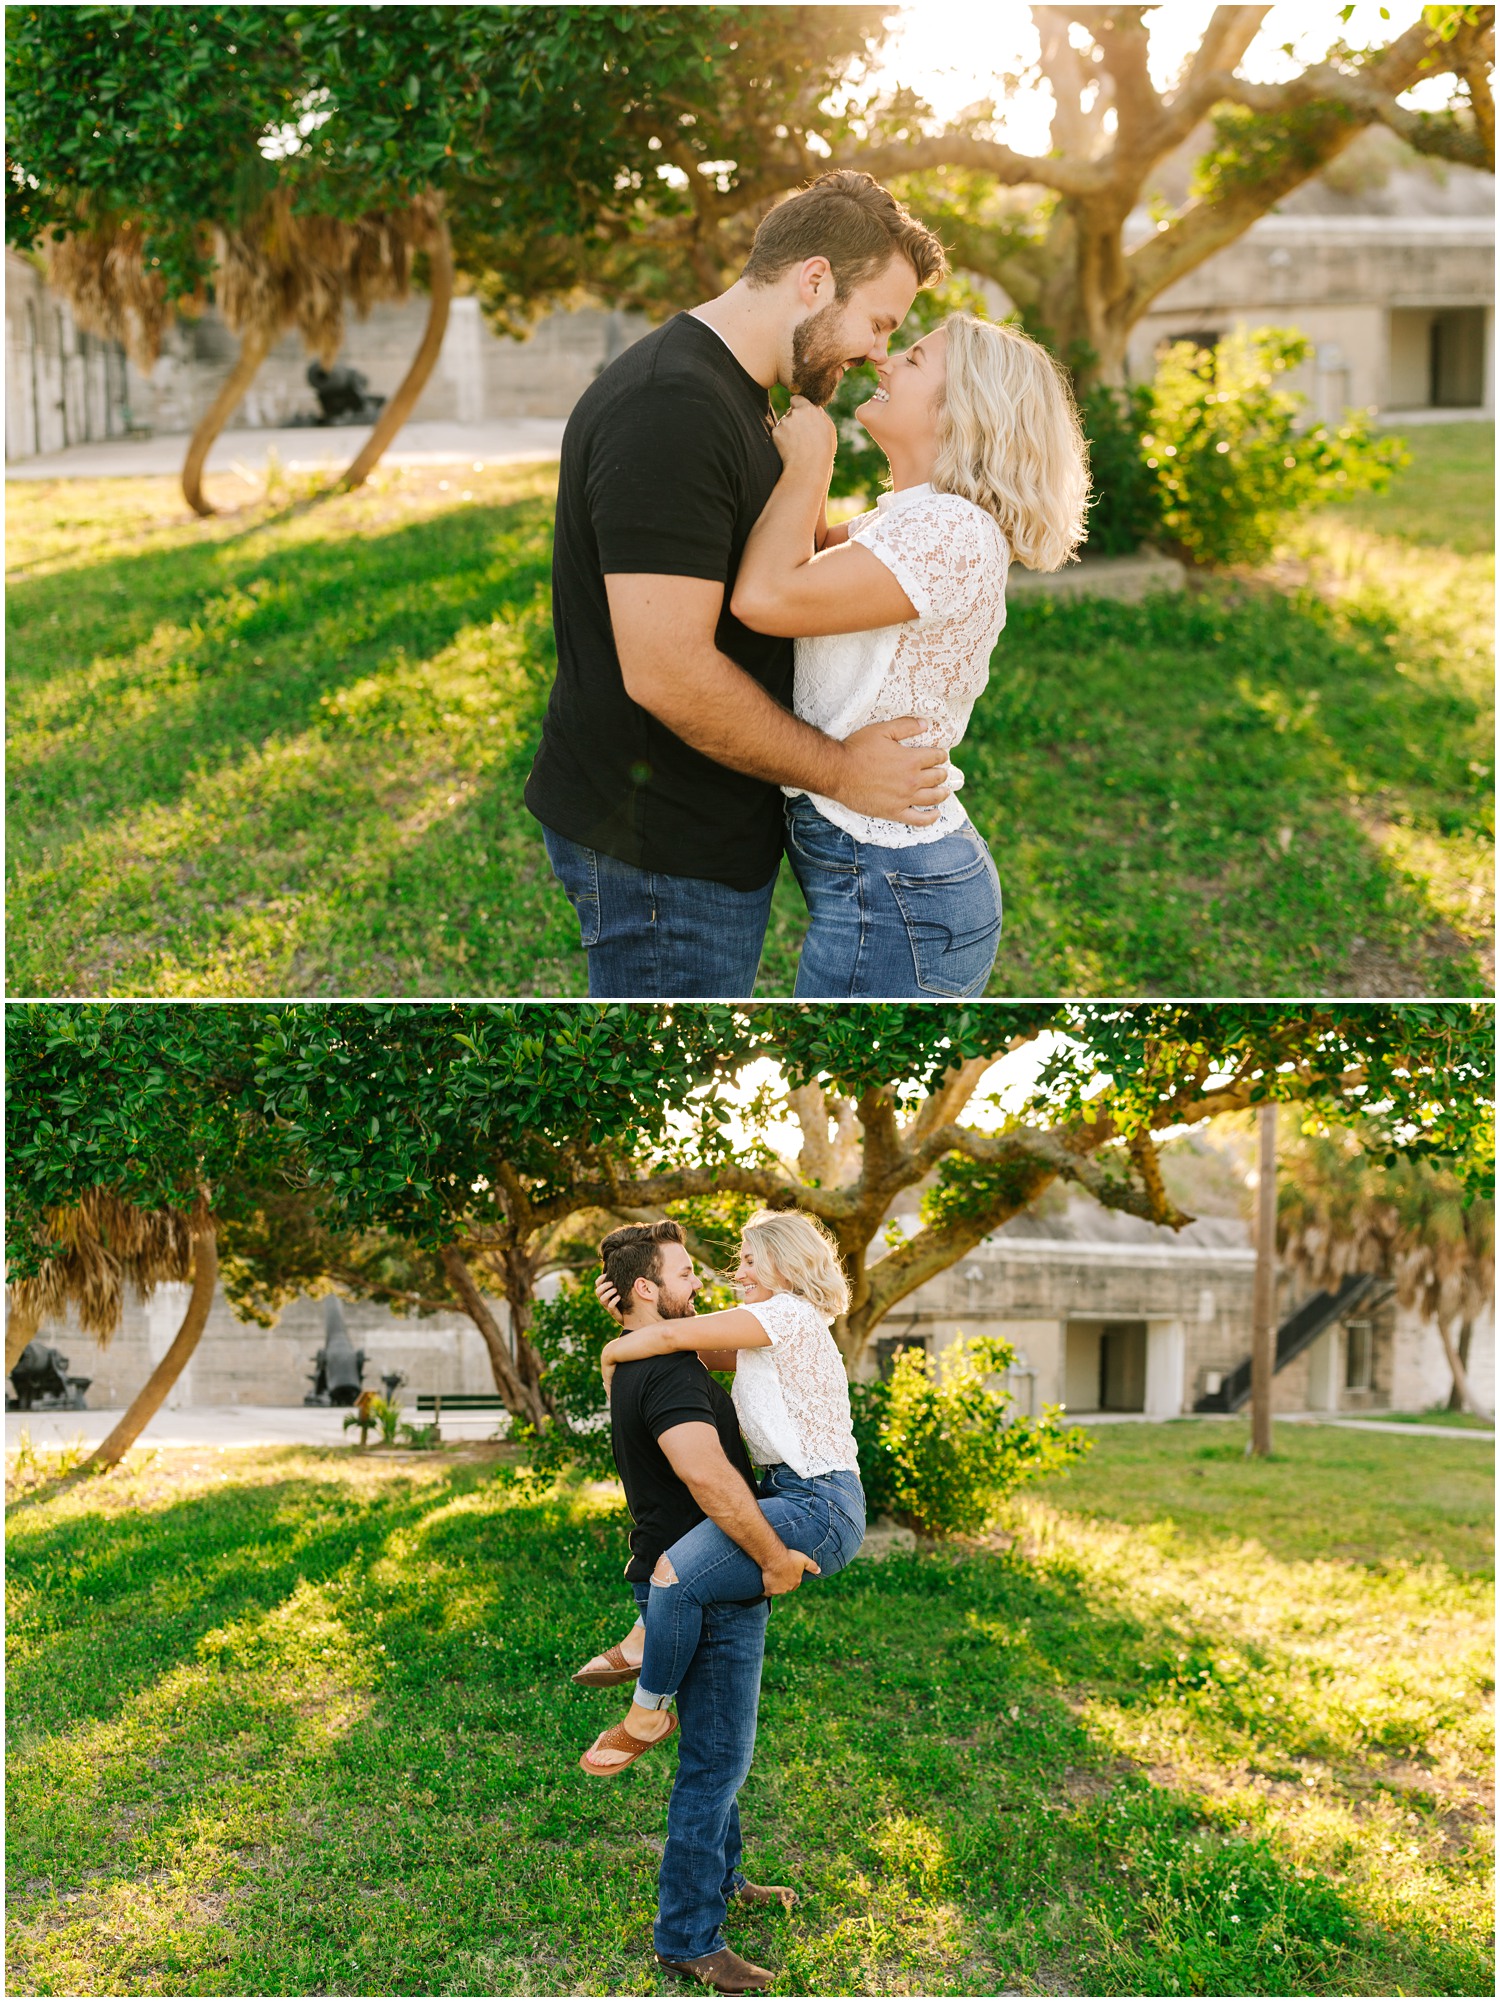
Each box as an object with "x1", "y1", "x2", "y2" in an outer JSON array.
[
  {"x1": 828, "y1": 132, "x2": 1110, "y2": 198},
  {"x1": 908, "y1": 1054, "x2": 999, "y2": 1148},
  {"x1": 1158, "y1": 5, "x2": 1273, "y2": 147},
  {"x1": 1087, "y1": 7, "x2": 1162, "y2": 161}
]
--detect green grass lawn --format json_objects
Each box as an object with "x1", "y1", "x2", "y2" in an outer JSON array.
[
  {"x1": 6, "y1": 1420, "x2": 1492, "y2": 1997},
  {"x1": 6, "y1": 424, "x2": 1492, "y2": 996}
]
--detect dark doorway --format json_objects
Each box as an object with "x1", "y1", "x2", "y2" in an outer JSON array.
[
  {"x1": 1430, "y1": 308, "x2": 1486, "y2": 407},
  {"x1": 875, "y1": 1334, "x2": 928, "y2": 1380},
  {"x1": 1099, "y1": 1322, "x2": 1147, "y2": 1411}
]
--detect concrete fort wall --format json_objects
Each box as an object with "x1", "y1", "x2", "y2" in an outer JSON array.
[
  {"x1": 10, "y1": 205, "x2": 1492, "y2": 459},
  {"x1": 18, "y1": 1287, "x2": 505, "y2": 1411},
  {"x1": 118, "y1": 295, "x2": 653, "y2": 440},
  {"x1": 11, "y1": 1230, "x2": 1489, "y2": 1419},
  {"x1": 1124, "y1": 215, "x2": 1494, "y2": 419}
]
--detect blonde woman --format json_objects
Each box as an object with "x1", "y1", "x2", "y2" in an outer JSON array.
[
  {"x1": 730, "y1": 313, "x2": 1090, "y2": 998},
  {"x1": 576, "y1": 1211, "x2": 865, "y2": 1775}
]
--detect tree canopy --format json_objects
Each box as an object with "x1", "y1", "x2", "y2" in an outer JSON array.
[
  {"x1": 454, "y1": 4, "x2": 1496, "y2": 384},
  {"x1": 4, "y1": 5, "x2": 781, "y2": 505},
  {"x1": 9, "y1": 1002, "x2": 1491, "y2": 1398}
]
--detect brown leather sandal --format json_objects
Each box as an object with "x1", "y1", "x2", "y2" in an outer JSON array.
[
  {"x1": 571, "y1": 1640, "x2": 641, "y2": 1688},
  {"x1": 579, "y1": 1711, "x2": 678, "y2": 1776}
]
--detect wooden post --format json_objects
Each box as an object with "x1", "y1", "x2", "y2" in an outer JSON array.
[{"x1": 1249, "y1": 1102, "x2": 1277, "y2": 1458}]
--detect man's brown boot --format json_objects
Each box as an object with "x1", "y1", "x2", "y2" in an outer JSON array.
[{"x1": 655, "y1": 1946, "x2": 775, "y2": 1993}]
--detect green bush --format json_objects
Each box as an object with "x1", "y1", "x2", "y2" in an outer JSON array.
[
  {"x1": 1078, "y1": 380, "x2": 1165, "y2": 554},
  {"x1": 1144, "y1": 327, "x2": 1406, "y2": 566},
  {"x1": 850, "y1": 1335, "x2": 1091, "y2": 1539},
  {"x1": 524, "y1": 1279, "x2": 619, "y2": 1477},
  {"x1": 341, "y1": 1395, "x2": 402, "y2": 1449}
]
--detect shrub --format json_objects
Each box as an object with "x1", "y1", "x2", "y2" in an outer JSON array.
[
  {"x1": 1144, "y1": 327, "x2": 1406, "y2": 566},
  {"x1": 1078, "y1": 381, "x2": 1165, "y2": 554},
  {"x1": 342, "y1": 1394, "x2": 402, "y2": 1449},
  {"x1": 523, "y1": 1279, "x2": 619, "y2": 1478},
  {"x1": 849, "y1": 1335, "x2": 1091, "y2": 1539}
]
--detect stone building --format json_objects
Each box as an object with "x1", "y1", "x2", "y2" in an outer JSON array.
[
  {"x1": 12, "y1": 1191, "x2": 1491, "y2": 1420},
  {"x1": 1124, "y1": 212, "x2": 1494, "y2": 423},
  {"x1": 5, "y1": 245, "x2": 645, "y2": 458},
  {"x1": 876, "y1": 1195, "x2": 1493, "y2": 1420},
  {"x1": 7, "y1": 155, "x2": 1492, "y2": 459}
]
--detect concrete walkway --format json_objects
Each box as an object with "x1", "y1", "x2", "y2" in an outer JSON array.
[
  {"x1": 7, "y1": 1405, "x2": 1490, "y2": 1452},
  {"x1": 4, "y1": 418, "x2": 567, "y2": 483},
  {"x1": 1280, "y1": 1413, "x2": 1495, "y2": 1441},
  {"x1": 5, "y1": 1404, "x2": 510, "y2": 1450}
]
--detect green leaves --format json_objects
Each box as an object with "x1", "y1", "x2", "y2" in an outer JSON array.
[
  {"x1": 1144, "y1": 329, "x2": 1407, "y2": 568},
  {"x1": 850, "y1": 1336, "x2": 1093, "y2": 1537}
]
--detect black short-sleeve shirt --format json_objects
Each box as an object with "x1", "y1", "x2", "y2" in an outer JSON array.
[
  {"x1": 525, "y1": 314, "x2": 793, "y2": 891},
  {"x1": 609, "y1": 1349, "x2": 758, "y2": 1583}
]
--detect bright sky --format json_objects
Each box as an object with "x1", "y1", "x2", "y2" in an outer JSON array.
[{"x1": 870, "y1": 2, "x2": 1454, "y2": 142}]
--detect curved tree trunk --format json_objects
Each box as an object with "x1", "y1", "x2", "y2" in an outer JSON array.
[
  {"x1": 182, "y1": 326, "x2": 274, "y2": 518},
  {"x1": 1447, "y1": 1319, "x2": 1475, "y2": 1412},
  {"x1": 498, "y1": 1245, "x2": 559, "y2": 1424},
  {"x1": 339, "y1": 217, "x2": 453, "y2": 493},
  {"x1": 82, "y1": 1230, "x2": 218, "y2": 1471},
  {"x1": 1435, "y1": 1315, "x2": 1481, "y2": 1417},
  {"x1": 6, "y1": 1306, "x2": 41, "y2": 1376},
  {"x1": 440, "y1": 1243, "x2": 546, "y2": 1430}
]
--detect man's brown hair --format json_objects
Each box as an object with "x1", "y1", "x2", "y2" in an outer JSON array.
[
  {"x1": 600, "y1": 1219, "x2": 686, "y2": 1311},
  {"x1": 742, "y1": 170, "x2": 947, "y2": 298}
]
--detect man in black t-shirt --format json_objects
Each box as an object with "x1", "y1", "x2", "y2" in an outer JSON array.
[
  {"x1": 578, "y1": 1221, "x2": 805, "y2": 1993},
  {"x1": 526, "y1": 171, "x2": 949, "y2": 998}
]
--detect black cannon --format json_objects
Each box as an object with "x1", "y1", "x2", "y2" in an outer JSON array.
[
  {"x1": 6, "y1": 1340, "x2": 91, "y2": 1412},
  {"x1": 304, "y1": 360, "x2": 387, "y2": 426},
  {"x1": 304, "y1": 1297, "x2": 367, "y2": 1407}
]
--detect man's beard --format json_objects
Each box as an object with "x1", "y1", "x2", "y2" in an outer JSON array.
[
  {"x1": 655, "y1": 1283, "x2": 699, "y2": 1321},
  {"x1": 791, "y1": 301, "x2": 858, "y2": 406}
]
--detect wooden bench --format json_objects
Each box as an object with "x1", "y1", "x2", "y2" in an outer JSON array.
[{"x1": 414, "y1": 1392, "x2": 511, "y2": 1440}]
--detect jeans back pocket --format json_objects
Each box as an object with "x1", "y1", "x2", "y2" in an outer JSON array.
[{"x1": 884, "y1": 844, "x2": 1002, "y2": 997}]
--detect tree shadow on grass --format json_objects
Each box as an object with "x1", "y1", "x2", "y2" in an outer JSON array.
[
  {"x1": 965, "y1": 582, "x2": 1490, "y2": 997},
  {"x1": 6, "y1": 495, "x2": 560, "y2": 995},
  {"x1": 6, "y1": 499, "x2": 1491, "y2": 997},
  {"x1": 6, "y1": 1467, "x2": 1490, "y2": 1996},
  {"x1": 7, "y1": 492, "x2": 554, "y2": 840}
]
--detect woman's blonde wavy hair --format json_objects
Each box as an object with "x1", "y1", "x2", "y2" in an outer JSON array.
[
  {"x1": 740, "y1": 1209, "x2": 850, "y2": 1320},
  {"x1": 931, "y1": 314, "x2": 1090, "y2": 572}
]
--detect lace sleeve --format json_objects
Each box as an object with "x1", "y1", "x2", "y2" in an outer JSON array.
[
  {"x1": 739, "y1": 1292, "x2": 806, "y2": 1346},
  {"x1": 859, "y1": 494, "x2": 1006, "y2": 623}
]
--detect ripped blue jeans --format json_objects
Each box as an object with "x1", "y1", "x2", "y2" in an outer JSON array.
[{"x1": 634, "y1": 1464, "x2": 866, "y2": 1708}]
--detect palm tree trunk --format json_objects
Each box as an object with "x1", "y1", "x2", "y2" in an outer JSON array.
[
  {"x1": 1435, "y1": 1315, "x2": 1481, "y2": 1417},
  {"x1": 1447, "y1": 1320, "x2": 1474, "y2": 1411},
  {"x1": 338, "y1": 218, "x2": 453, "y2": 492},
  {"x1": 82, "y1": 1230, "x2": 218, "y2": 1471},
  {"x1": 182, "y1": 327, "x2": 274, "y2": 518}
]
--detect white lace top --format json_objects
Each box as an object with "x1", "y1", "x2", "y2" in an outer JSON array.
[
  {"x1": 732, "y1": 1291, "x2": 860, "y2": 1478},
  {"x1": 786, "y1": 482, "x2": 1009, "y2": 846}
]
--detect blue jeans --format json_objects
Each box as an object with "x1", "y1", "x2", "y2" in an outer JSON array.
[
  {"x1": 630, "y1": 1577, "x2": 770, "y2": 1963},
  {"x1": 636, "y1": 1467, "x2": 867, "y2": 1707},
  {"x1": 541, "y1": 824, "x2": 777, "y2": 998},
  {"x1": 785, "y1": 794, "x2": 1002, "y2": 998}
]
